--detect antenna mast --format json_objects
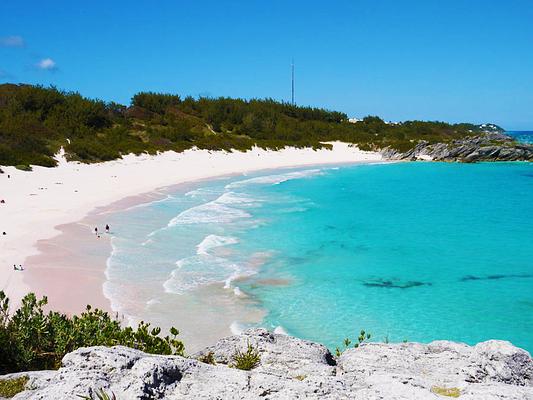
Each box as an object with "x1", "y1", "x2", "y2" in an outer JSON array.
[{"x1": 291, "y1": 59, "x2": 295, "y2": 106}]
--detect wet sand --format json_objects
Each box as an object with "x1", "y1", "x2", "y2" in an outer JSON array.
[
  {"x1": 24, "y1": 220, "x2": 112, "y2": 314},
  {"x1": 22, "y1": 183, "x2": 267, "y2": 352}
]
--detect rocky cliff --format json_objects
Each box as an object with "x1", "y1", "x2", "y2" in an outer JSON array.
[
  {"x1": 382, "y1": 132, "x2": 533, "y2": 162},
  {"x1": 2, "y1": 329, "x2": 533, "y2": 399}
]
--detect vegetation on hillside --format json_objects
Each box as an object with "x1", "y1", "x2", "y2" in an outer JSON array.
[
  {"x1": 0, "y1": 83, "x2": 503, "y2": 167},
  {"x1": 0, "y1": 291, "x2": 184, "y2": 374}
]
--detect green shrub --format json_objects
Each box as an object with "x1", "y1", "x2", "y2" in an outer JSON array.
[
  {"x1": 335, "y1": 330, "x2": 371, "y2": 356},
  {"x1": 15, "y1": 164, "x2": 32, "y2": 171},
  {"x1": 0, "y1": 376, "x2": 28, "y2": 398},
  {"x1": 231, "y1": 342, "x2": 260, "y2": 371},
  {"x1": 0, "y1": 291, "x2": 184, "y2": 374},
  {"x1": 131, "y1": 92, "x2": 181, "y2": 114}
]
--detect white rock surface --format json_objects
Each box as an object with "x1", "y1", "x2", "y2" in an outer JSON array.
[{"x1": 3, "y1": 329, "x2": 533, "y2": 399}]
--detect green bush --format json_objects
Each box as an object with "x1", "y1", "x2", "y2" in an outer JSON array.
[
  {"x1": 14, "y1": 164, "x2": 32, "y2": 171},
  {"x1": 335, "y1": 330, "x2": 372, "y2": 356},
  {"x1": 231, "y1": 342, "x2": 261, "y2": 371},
  {"x1": 0, "y1": 291, "x2": 184, "y2": 374},
  {"x1": 132, "y1": 92, "x2": 181, "y2": 114}
]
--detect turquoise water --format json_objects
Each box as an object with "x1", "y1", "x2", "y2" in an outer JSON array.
[
  {"x1": 507, "y1": 130, "x2": 533, "y2": 144},
  {"x1": 104, "y1": 162, "x2": 533, "y2": 352}
]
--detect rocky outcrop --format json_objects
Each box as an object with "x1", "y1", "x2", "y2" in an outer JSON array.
[
  {"x1": 4, "y1": 329, "x2": 533, "y2": 399},
  {"x1": 382, "y1": 132, "x2": 533, "y2": 162}
]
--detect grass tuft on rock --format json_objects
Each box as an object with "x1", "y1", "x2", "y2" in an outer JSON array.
[
  {"x1": 431, "y1": 386, "x2": 461, "y2": 397},
  {"x1": 232, "y1": 342, "x2": 261, "y2": 371},
  {"x1": 0, "y1": 376, "x2": 29, "y2": 398},
  {"x1": 197, "y1": 351, "x2": 216, "y2": 365},
  {"x1": 78, "y1": 388, "x2": 117, "y2": 400}
]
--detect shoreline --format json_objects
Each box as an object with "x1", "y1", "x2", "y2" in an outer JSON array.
[
  {"x1": 0, "y1": 143, "x2": 383, "y2": 319},
  {"x1": 27, "y1": 161, "x2": 389, "y2": 351}
]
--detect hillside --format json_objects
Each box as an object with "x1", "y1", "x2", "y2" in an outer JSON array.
[{"x1": 0, "y1": 84, "x2": 510, "y2": 168}]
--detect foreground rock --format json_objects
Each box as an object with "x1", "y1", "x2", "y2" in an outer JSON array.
[
  {"x1": 4, "y1": 329, "x2": 533, "y2": 399},
  {"x1": 382, "y1": 132, "x2": 533, "y2": 162}
]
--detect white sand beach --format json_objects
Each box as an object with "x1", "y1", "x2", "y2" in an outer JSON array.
[{"x1": 0, "y1": 143, "x2": 382, "y2": 314}]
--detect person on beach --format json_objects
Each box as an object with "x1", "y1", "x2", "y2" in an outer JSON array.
[
  {"x1": 105, "y1": 224, "x2": 110, "y2": 233},
  {"x1": 94, "y1": 227, "x2": 98, "y2": 235},
  {"x1": 13, "y1": 264, "x2": 17, "y2": 271}
]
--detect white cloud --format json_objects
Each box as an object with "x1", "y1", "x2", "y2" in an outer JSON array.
[
  {"x1": 0, "y1": 35, "x2": 25, "y2": 47},
  {"x1": 37, "y1": 58, "x2": 57, "y2": 70}
]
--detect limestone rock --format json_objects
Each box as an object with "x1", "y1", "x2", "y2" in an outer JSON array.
[
  {"x1": 337, "y1": 340, "x2": 533, "y2": 399},
  {"x1": 382, "y1": 132, "x2": 533, "y2": 162},
  {"x1": 4, "y1": 330, "x2": 533, "y2": 399},
  {"x1": 193, "y1": 328, "x2": 335, "y2": 378}
]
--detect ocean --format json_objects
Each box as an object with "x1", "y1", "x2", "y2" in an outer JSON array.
[
  {"x1": 507, "y1": 130, "x2": 533, "y2": 144},
  {"x1": 102, "y1": 161, "x2": 533, "y2": 352}
]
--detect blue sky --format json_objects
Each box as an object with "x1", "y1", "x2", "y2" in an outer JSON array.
[{"x1": 1, "y1": 0, "x2": 532, "y2": 129}]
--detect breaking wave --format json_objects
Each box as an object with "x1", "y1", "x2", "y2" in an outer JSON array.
[
  {"x1": 196, "y1": 234, "x2": 239, "y2": 255},
  {"x1": 167, "y1": 192, "x2": 258, "y2": 226},
  {"x1": 163, "y1": 235, "x2": 253, "y2": 295},
  {"x1": 225, "y1": 169, "x2": 323, "y2": 189}
]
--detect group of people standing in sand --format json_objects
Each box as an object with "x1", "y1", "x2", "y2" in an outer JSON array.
[{"x1": 94, "y1": 224, "x2": 110, "y2": 238}]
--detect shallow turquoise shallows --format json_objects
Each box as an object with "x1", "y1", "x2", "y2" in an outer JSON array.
[{"x1": 104, "y1": 162, "x2": 533, "y2": 352}]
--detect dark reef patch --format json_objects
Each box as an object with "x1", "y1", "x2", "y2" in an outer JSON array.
[
  {"x1": 461, "y1": 275, "x2": 482, "y2": 281},
  {"x1": 460, "y1": 273, "x2": 533, "y2": 282},
  {"x1": 363, "y1": 279, "x2": 432, "y2": 289}
]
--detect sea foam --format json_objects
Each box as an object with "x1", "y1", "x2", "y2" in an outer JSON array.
[
  {"x1": 196, "y1": 234, "x2": 239, "y2": 255},
  {"x1": 226, "y1": 169, "x2": 323, "y2": 189},
  {"x1": 163, "y1": 252, "x2": 256, "y2": 295},
  {"x1": 167, "y1": 192, "x2": 257, "y2": 226},
  {"x1": 230, "y1": 321, "x2": 246, "y2": 335},
  {"x1": 163, "y1": 231, "x2": 255, "y2": 295},
  {"x1": 273, "y1": 326, "x2": 289, "y2": 335},
  {"x1": 121, "y1": 194, "x2": 175, "y2": 212}
]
